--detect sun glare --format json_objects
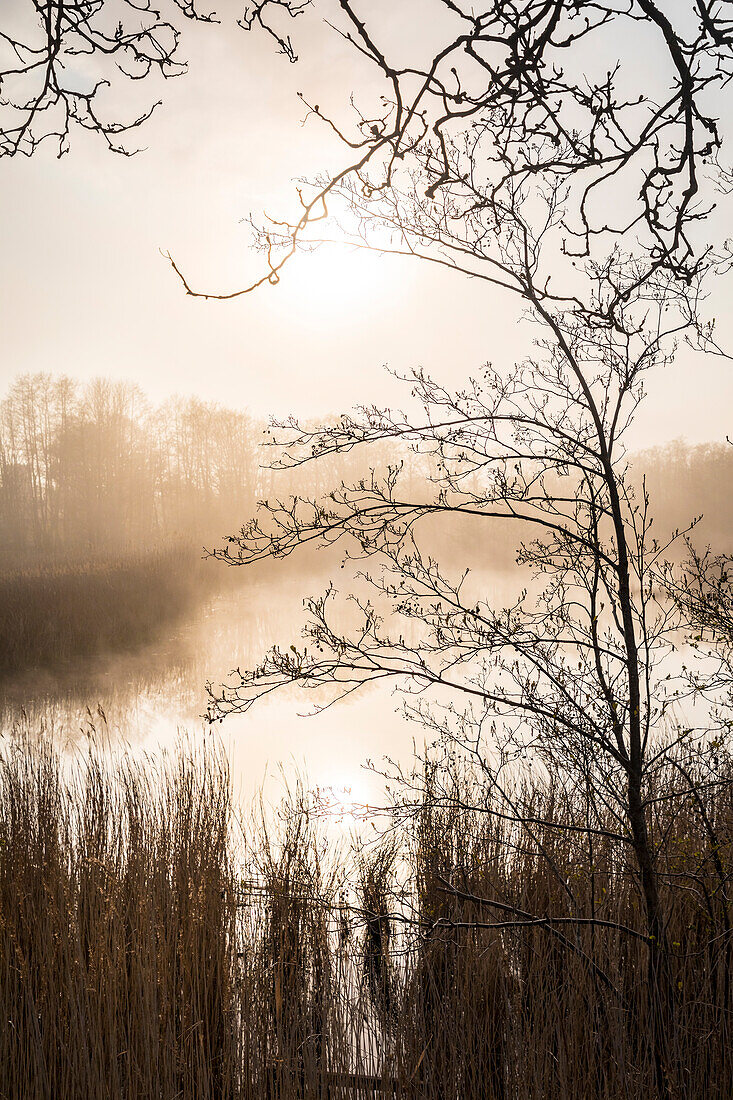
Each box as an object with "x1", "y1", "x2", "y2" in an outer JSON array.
[
  {"x1": 281, "y1": 246, "x2": 399, "y2": 325},
  {"x1": 314, "y1": 767, "x2": 376, "y2": 822}
]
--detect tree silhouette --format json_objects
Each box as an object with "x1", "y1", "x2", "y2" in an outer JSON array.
[
  {"x1": 170, "y1": 0, "x2": 733, "y2": 297},
  {"x1": 183, "y1": 4, "x2": 733, "y2": 1093},
  {"x1": 0, "y1": 0, "x2": 215, "y2": 158}
]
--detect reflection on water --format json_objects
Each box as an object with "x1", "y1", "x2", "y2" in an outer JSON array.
[
  {"x1": 0, "y1": 563, "x2": 535, "y2": 803},
  {"x1": 3, "y1": 574, "x2": 296, "y2": 710}
]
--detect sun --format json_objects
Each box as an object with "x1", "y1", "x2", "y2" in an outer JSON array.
[
  {"x1": 313, "y1": 766, "x2": 377, "y2": 821},
  {"x1": 280, "y1": 245, "x2": 398, "y2": 325}
]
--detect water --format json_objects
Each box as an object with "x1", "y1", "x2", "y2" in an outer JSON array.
[
  {"x1": 0, "y1": 564, "x2": 426, "y2": 809},
  {"x1": 1, "y1": 556, "x2": 698, "y2": 811}
]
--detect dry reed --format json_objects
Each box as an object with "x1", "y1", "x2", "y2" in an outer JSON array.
[{"x1": 0, "y1": 735, "x2": 731, "y2": 1099}]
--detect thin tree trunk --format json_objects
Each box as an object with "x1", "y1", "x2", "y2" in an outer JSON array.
[{"x1": 628, "y1": 771, "x2": 674, "y2": 1098}]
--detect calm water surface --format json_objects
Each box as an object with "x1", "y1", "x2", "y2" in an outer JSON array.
[
  {"x1": 0, "y1": 567, "x2": 451, "y2": 806},
  {"x1": 2, "y1": 562, "x2": 690, "y2": 808}
]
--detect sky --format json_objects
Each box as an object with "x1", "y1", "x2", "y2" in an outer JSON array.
[{"x1": 1, "y1": 0, "x2": 732, "y2": 448}]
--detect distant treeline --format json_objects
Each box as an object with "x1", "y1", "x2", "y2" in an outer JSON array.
[
  {"x1": 0, "y1": 374, "x2": 261, "y2": 564},
  {"x1": 635, "y1": 440, "x2": 733, "y2": 552},
  {"x1": 0, "y1": 374, "x2": 416, "y2": 569},
  {"x1": 1, "y1": 373, "x2": 731, "y2": 570}
]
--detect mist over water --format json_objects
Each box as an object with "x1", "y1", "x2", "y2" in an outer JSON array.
[
  {"x1": 0, "y1": 557, "x2": 524, "y2": 806},
  {"x1": 0, "y1": 551, "x2": 702, "y2": 807},
  {"x1": 1, "y1": 371, "x2": 731, "y2": 801}
]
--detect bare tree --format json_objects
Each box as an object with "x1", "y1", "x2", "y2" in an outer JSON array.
[
  {"x1": 169, "y1": 3, "x2": 733, "y2": 1094},
  {"x1": 0, "y1": 0, "x2": 216, "y2": 158},
  {"x1": 170, "y1": 0, "x2": 733, "y2": 298}
]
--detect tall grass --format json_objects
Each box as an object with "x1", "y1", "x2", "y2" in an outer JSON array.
[
  {"x1": 0, "y1": 736, "x2": 731, "y2": 1098},
  {"x1": 0, "y1": 737, "x2": 236, "y2": 1099}
]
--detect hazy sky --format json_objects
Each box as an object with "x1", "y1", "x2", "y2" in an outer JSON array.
[{"x1": 1, "y1": 0, "x2": 731, "y2": 448}]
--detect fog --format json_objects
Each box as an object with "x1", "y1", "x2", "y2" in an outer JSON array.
[{"x1": 1, "y1": 370, "x2": 731, "y2": 800}]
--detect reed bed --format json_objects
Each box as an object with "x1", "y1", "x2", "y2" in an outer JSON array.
[
  {"x1": 0, "y1": 547, "x2": 216, "y2": 674},
  {"x1": 0, "y1": 735, "x2": 731, "y2": 1099}
]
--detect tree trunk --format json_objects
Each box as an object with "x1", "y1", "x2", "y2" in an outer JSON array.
[{"x1": 628, "y1": 771, "x2": 674, "y2": 1098}]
